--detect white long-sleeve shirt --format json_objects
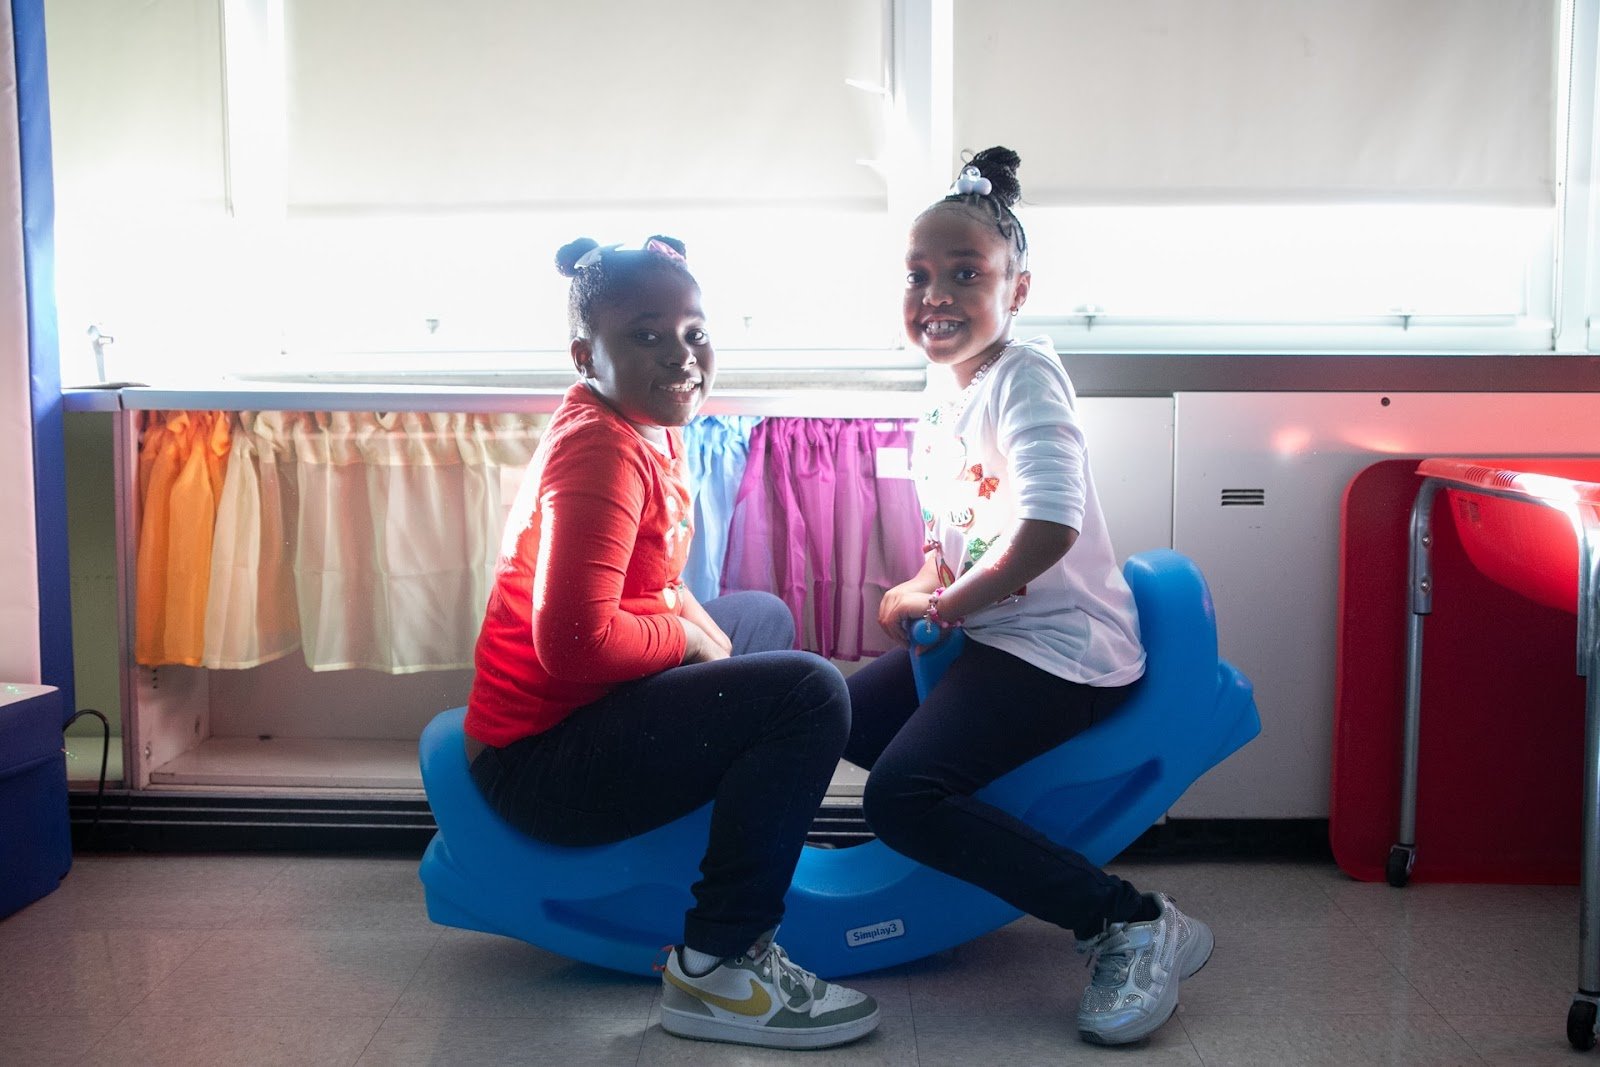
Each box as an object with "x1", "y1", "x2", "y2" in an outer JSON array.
[{"x1": 912, "y1": 336, "x2": 1145, "y2": 686}]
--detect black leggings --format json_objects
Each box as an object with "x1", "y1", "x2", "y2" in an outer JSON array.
[
  {"x1": 845, "y1": 638, "x2": 1145, "y2": 940},
  {"x1": 469, "y1": 591, "x2": 849, "y2": 957}
]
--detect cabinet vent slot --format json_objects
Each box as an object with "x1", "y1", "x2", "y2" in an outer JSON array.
[{"x1": 1220, "y1": 488, "x2": 1266, "y2": 507}]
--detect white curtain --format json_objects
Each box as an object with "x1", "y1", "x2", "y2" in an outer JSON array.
[
  {"x1": 203, "y1": 411, "x2": 301, "y2": 669},
  {"x1": 0, "y1": 0, "x2": 41, "y2": 684},
  {"x1": 287, "y1": 410, "x2": 543, "y2": 673}
]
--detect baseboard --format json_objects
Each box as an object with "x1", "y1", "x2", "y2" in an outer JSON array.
[
  {"x1": 70, "y1": 789, "x2": 1332, "y2": 862},
  {"x1": 1122, "y1": 817, "x2": 1334, "y2": 861},
  {"x1": 69, "y1": 790, "x2": 437, "y2": 853}
]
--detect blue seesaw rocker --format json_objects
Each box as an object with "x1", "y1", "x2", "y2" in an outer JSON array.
[{"x1": 418, "y1": 548, "x2": 1259, "y2": 978}]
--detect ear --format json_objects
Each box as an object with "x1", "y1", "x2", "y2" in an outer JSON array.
[
  {"x1": 1010, "y1": 270, "x2": 1032, "y2": 315},
  {"x1": 571, "y1": 337, "x2": 595, "y2": 378}
]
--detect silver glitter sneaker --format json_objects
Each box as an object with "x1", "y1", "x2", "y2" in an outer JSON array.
[
  {"x1": 1076, "y1": 892, "x2": 1213, "y2": 1045},
  {"x1": 660, "y1": 931, "x2": 880, "y2": 1050}
]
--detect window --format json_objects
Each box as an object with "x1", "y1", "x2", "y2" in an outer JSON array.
[{"x1": 42, "y1": 0, "x2": 1587, "y2": 387}]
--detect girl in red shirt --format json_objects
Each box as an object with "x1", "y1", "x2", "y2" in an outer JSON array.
[{"x1": 465, "y1": 237, "x2": 878, "y2": 1051}]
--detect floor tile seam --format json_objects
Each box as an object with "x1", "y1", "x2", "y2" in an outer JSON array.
[
  {"x1": 1175, "y1": 1004, "x2": 1453, "y2": 1019},
  {"x1": 1196, "y1": 917, "x2": 1365, "y2": 933},
  {"x1": 903, "y1": 1006, "x2": 1080, "y2": 1023},
  {"x1": 1320, "y1": 883, "x2": 1384, "y2": 931},
  {"x1": 904, "y1": 987, "x2": 921, "y2": 1051},
  {"x1": 348, "y1": 1012, "x2": 388, "y2": 1067},
  {"x1": 230, "y1": 863, "x2": 298, "y2": 913},
  {"x1": 1439, "y1": 1011, "x2": 1577, "y2": 1024},
  {"x1": 902, "y1": 965, "x2": 943, "y2": 1067},
  {"x1": 75, "y1": 856, "x2": 296, "y2": 895},
  {"x1": 1359, "y1": 928, "x2": 1570, "y2": 1014},
  {"x1": 1178, "y1": 1013, "x2": 1494, "y2": 1066},
  {"x1": 645, "y1": 978, "x2": 664, "y2": 1038},
  {"x1": 114, "y1": 926, "x2": 225, "y2": 1020},
  {"x1": 127, "y1": 1007, "x2": 445, "y2": 1021},
  {"x1": 629, "y1": 996, "x2": 652, "y2": 1067},
  {"x1": 49, "y1": 1010, "x2": 127, "y2": 1064},
  {"x1": 116, "y1": 931, "x2": 443, "y2": 1019},
  {"x1": 1333, "y1": 913, "x2": 1427, "y2": 983},
  {"x1": 1134, "y1": 861, "x2": 1340, "y2": 886},
  {"x1": 1433, "y1": 1012, "x2": 1498, "y2": 1065},
  {"x1": 85, "y1": 1014, "x2": 389, "y2": 1067},
  {"x1": 376, "y1": 926, "x2": 447, "y2": 1022},
  {"x1": 1331, "y1": 912, "x2": 1582, "y2": 927},
  {"x1": 2, "y1": 907, "x2": 250, "y2": 938},
  {"x1": 1172, "y1": 1010, "x2": 1212, "y2": 1066},
  {"x1": 1318, "y1": 894, "x2": 1583, "y2": 921},
  {"x1": 384, "y1": 1004, "x2": 660, "y2": 1022}
]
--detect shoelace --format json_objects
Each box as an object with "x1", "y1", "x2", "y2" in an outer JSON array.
[
  {"x1": 755, "y1": 942, "x2": 817, "y2": 1013},
  {"x1": 1081, "y1": 930, "x2": 1134, "y2": 988}
]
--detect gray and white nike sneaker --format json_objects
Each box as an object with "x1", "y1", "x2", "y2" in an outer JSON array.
[
  {"x1": 660, "y1": 931, "x2": 880, "y2": 1050},
  {"x1": 1077, "y1": 892, "x2": 1213, "y2": 1045}
]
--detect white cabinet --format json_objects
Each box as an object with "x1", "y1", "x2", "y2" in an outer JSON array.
[{"x1": 1171, "y1": 392, "x2": 1600, "y2": 817}]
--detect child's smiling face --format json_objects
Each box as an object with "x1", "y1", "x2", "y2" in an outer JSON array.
[
  {"x1": 903, "y1": 206, "x2": 1030, "y2": 385},
  {"x1": 573, "y1": 267, "x2": 713, "y2": 443}
]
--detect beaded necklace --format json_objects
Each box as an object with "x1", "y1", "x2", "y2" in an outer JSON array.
[{"x1": 943, "y1": 345, "x2": 1009, "y2": 424}]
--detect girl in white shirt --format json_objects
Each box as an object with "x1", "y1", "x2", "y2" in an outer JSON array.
[{"x1": 843, "y1": 147, "x2": 1213, "y2": 1048}]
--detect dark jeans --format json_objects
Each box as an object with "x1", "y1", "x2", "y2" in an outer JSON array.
[
  {"x1": 469, "y1": 591, "x2": 849, "y2": 957},
  {"x1": 845, "y1": 638, "x2": 1144, "y2": 940}
]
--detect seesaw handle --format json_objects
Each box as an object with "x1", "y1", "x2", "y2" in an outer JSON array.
[{"x1": 908, "y1": 619, "x2": 966, "y2": 701}]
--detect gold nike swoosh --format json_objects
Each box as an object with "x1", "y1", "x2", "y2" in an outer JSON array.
[{"x1": 665, "y1": 971, "x2": 773, "y2": 1017}]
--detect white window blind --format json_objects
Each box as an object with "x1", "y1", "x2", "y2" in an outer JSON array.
[
  {"x1": 44, "y1": 0, "x2": 226, "y2": 214},
  {"x1": 284, "y1": 0, "x2": 887, "y2": 211},
  {"x1": 954, "y1": 0, "x2": 1556, "y2": 206}
]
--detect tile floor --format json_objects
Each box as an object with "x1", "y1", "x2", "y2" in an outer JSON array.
[{"x1": 0, "y1": 852, "x2": 1584, "y2": 1065}]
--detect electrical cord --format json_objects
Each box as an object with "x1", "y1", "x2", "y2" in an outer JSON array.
[{"x1": 62, "y1": 708, "x2": 110, "y2": 831}]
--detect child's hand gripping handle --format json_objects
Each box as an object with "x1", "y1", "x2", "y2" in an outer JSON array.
[{"x1": 908, "y1": 618, "x2": 966, "y2": 702}]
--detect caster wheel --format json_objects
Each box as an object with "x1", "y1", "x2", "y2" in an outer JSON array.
[
  {"x1": 1570, "y1": 998, "x2": 1598, "y2": 1051},
  {"x1": 1385, "y1": 844, "x2": 1414, "y2": 888}
]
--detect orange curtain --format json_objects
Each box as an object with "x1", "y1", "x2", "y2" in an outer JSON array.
[{"x1": 135, "y1": 411, "x2": 231, "y2": 666}]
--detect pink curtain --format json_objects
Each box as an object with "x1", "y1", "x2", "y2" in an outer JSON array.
[{"x1": 722, "y1": 418, "x2": 924, "y2": 660}]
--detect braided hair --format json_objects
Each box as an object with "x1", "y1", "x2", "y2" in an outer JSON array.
[
  {"x1": 554, "y1": 235, "x2": 694, "y2": 339},
  {"x1": 924, "y1": 146, "x2": 1029, "y2": 274}
]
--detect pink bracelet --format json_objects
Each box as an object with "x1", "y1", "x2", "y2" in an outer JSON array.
[{"x1": 925, "y1": 587, "x2": 961, "y2": 629}]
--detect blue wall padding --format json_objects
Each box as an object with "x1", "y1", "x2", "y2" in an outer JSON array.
[{"x1": 12, "y1": 0, "x2": 74, "y2": 715}]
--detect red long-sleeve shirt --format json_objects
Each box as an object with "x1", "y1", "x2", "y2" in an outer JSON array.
[{"x1": 465, "y1": 385, "x2": 692, "y2": 746}]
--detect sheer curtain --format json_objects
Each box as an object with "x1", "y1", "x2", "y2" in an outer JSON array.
[
  {"x1": 290, "y1": 411, "x2": 544, "y2": 673},
  {"x1": 137, "y1": 409, "x2": 546, "y2": 673},
  {"x1": 203, "y1": 411, "x2": 300, "y2": 669},
  {"x1": 682, "y1": 415, "x2": 761, "y2": 605},
  {"x1": 723, "y1": 418, "x2": 924, "y2": 660},
  {"x1": 135, "y1": 410, "x2": 231, "y2": 667}
]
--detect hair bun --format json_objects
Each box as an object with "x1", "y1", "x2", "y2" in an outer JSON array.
[
  {"x1": 645, "y1": 235, "x2": 687, "y2": 259},
  {"x1": 968, "y1": 146, "x2": 1022, "y2": 208},
  {"x1": 555, "y1": 238, "x2": 600, "y2": 278}
]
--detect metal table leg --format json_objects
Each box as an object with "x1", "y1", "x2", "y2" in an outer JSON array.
[
  {"x1": 1570, "y1": 507, "x2": 1600, "y2": 1051},
  {"x1": 1389, "y1": 479, "x2": 1440, "y2": 888},
  {"x1": 1389, "y1": 470, "x2": 1600, "y2": 1049}
]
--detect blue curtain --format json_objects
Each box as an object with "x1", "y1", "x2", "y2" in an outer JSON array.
[{"x1": 682, "y1": 415, "x2": 761, "y2": 605}]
